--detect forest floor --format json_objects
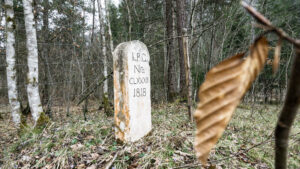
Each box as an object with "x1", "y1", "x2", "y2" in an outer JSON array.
[{"x1": 0, "y1": 103, "x2": 299, "y2": 169}]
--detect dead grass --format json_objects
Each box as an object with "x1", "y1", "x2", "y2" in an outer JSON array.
[{"x1": 0, "y1": 103, "x2": 299, "y2": 169}]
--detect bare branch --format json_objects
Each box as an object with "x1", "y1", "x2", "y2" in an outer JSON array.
[
  {"x1": 241, "y1": 1, "x2": 300, "y2": 47},
  {"x1": 241, "y1": 2, "x2": 300, "y2": 168}
]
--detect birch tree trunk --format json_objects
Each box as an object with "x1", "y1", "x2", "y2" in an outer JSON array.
[
  {"x1": 98, "y1": 0, "x2": 108, "y2": 94},
  {"x1": 105, "y1": 0, "x2": 114, "y2": 54},
  {"x1": 97, "y1": 0, "x2": 111, "y2": 115},
  {"x1": 124, "y1": 0, "x2": 132, "y2": 41},
  {"x1": 22, "y1": 0, "x2": 45, "y2": 125},
  {"x1": 5, "y1": 0, "x2": 22, "y2": 127}
]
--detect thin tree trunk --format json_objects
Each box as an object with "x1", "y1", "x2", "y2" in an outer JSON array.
[
  {"x1": 189, "y1": 0, "x2": 198, "y2": 100},
  {"x1": 22, "y1": 0, "x2": 45, "y2": 125},
  {"x1": 80, "y1": 6, "x2": 88, "y2": 120},
  {"x1": 275, "y1": 48, "x2": 300, "y2": 169},
  {"x1": 41, "y1": 0, "x2": 52, "y2": 118},
  {"x1": 166, "y1": 0, "x2": 177, "y2": 101},
  {"x1": 66, "y1": 49, "x2": 73, "y2": 117},
  {"x1": 175, "y1": 0, "x2": 186, "y2": 97},
  {"x1": 5, "y1": 0, "x2": 22, "y2": 127},
  {"x1": 97, "y1": 0, "x2": 107, "y2": 95},
  {"x1": 207, "y1": 26, "x2": 214, "y2": 72},
  {"x1": 164, "y1": 29, "x2": 168, "y2": 100},
  {"x1": 124, "y1": 0, "x2": 132, "y2": 41},
  {"x1": 91, "y1": 0, "x2": 96, "y2": 43},
  {"x1": 98, "y1": 0, "x2": 111, "y2": 115},
  {"x1": 183, "y1": 29, "x2": 193, "y2": 121},
  {"x1": 105, "y1": 0, "x2": 114, "y2": 54}
]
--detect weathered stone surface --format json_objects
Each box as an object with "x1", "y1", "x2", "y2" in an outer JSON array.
[{"x1": 113, "y1": 40, "x2": 152, "y2": 142}]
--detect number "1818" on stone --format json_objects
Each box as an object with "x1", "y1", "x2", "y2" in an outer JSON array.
[{"x1": 133, "y1": 88, "x2": 146, "y2": 97}]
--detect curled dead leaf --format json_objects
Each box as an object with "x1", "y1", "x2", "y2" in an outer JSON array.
[{"x1": 194, "y1": 37, "x2": 269, "y2": 164}]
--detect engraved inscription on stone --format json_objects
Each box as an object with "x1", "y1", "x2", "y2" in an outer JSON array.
[{"x1": 113, "y1": 40, "x2": 151, "y2": 142}]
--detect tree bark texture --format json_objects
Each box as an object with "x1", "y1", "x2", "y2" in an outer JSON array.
[
  {"x1": 97, "y1": 0, "x2": 108, "y2": 94},
  {"x1": 166, "y1": 0, "x2": 177, "y2": 101},
  {"x1": 23, "y1": 0, "x2": 44, "y2": 123},
  {"x1": 275, "y1": 47, "x2": 300, "y2": 169},
  {"x1": 5, "y1": 0, "x2": 22, "y2": 127},
  {"x1": 124, "y1": 0, "x2": 132, "y2": 41},
  {"x1": 105, "y1": 0, "x2": 114, "y2": 54},
  {"x1": 183, "y1": 29, "x2": 193, "y2": 121},
  {"x1": 175, "y1": 0, "x2": 187, "y2": 97},
  {"x1": 41, "y1": 0, "x2": 52, "y2": 117}
]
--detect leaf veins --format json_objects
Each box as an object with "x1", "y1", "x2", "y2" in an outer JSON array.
[{"x1": 194, "y1": 37, "x2": 269, "y2": 164}]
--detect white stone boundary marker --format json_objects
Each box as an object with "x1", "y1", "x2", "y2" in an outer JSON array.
[{"x1": 113, "y1": 40, "x2": 152, "y2": 142}]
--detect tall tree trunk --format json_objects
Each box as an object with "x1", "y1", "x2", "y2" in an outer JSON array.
[
  {"x1": 5, "y1": 0, "x2": 22, "y2": 127},
  {"x1": 91, "y1": 0, "x2": 96, "y2": 43},
  {"x1": 183, "y1": 29, "x2": 193, "y2": 121},
  {"x1": 166, "y1": 0, "x2": 177, "y2": 101},
  {"x1": 190, "y1": 0, "x2": 198, "y2": 100},
  {"x1": 22, "y1": 0, "x2": 46, "y2": 125},
  {"x1": 164, "y1": 29, "x2": 168, "y2": 99},
  {"x1": 175, "y1": 0, "x2": 187, "y2": 97},
  {"x1": 81, "y1": 5, "x2": 88, "y2": 121},
  {"x1": 97, "y1": 0, "x2": 107, "y2": 94},
  {"x1": 98, "y1": 0, "x2": 111, "y2": 115},
  {"x1": 105, "y1": 0, "x2": 114, "y2": 54},
  {"x1": 275, "y1": 47, "x2": 300, "y2": 169},
  {"x1": 124, "y1": 0, "x2": 132, "y2": 41},
  {"x1": 41, "y1": 0, "x2": 52, "y2": 118}
]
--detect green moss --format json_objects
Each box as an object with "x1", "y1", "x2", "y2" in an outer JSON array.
[
  {"x1": 6, "y1": 16, "x2": 16, "y2": 30},
  {"x1": 12, "y1": 21, "x2": 16, "y2": 30},
  {"x1": 26, "y1": 77, "x2": 30, "y2": 84},
  {"x1": 34, "y1": 112, "x2": 50, "y2": 132},
  {"x1": 102, "y1": 93, "x2": 113, "y2": 116},
  {"x1": 6, "y1": 16, "x2": 13, "y2": 23},
  {"x1": 174, "y1": 97, "x2": 187, "y2": 104},
  {"x1": 18, "y1": 113, "x2": 29, "y2": 136}
]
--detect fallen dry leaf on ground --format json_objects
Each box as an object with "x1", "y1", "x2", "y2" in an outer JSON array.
[{"x1": 70, "y1": 143, "x2": 84, "y2": 151}]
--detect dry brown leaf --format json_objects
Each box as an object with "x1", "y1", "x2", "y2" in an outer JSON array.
[
  {"x1": 194, "y1": 37, "x2": 269, "y2": 164},
  {"x1": 86, "y1": 164, "x2": 97, "y2": 169},
  {"x1": 70, "y1": 143, "x2": 84, "y2": 151},
  {"x1": 273, "y1": 39, "x2": 282, "y2": 74}
]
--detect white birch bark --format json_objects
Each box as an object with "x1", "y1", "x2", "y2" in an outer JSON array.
[
  {"x1": 105, "y1": 0, "x2": 114, "y2": 54},
  {"x1": 97, "y1": 0, "x2": 108, "y2": 94},
  {"x1": 5, "y1": 0, "x2": 22, "y2": 127},
  {"x1": 22, "y1": 0, "x2": 44, "y2": 123},
  {"x1": 124, "y1": 0, "x2": 132, "y2": 41}
]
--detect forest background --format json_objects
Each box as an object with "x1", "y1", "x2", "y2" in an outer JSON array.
[{"x1": 0, "y1": 0, "x2": 299, "y2": 168}]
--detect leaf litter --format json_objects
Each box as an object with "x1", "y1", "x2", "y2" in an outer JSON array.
[{"x1": 0, "y1": 103, "x2": 299, "y2": 168}]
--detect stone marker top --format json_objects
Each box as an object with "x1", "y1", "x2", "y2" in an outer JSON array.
[
  {"x1": 113, "y1": 41, "x2": 150, "y2": 63},
  {"x1": 113, "y1": 40, "x2": 152, "y2": 142}
]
